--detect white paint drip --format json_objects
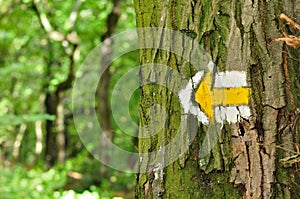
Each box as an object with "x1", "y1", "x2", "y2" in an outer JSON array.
[
  {"x1": 152, "y1": 146, "x2": 164, "y2": 182},
  {"x1": 153, "y1": 163, "x2": 164, "y2": 180},
  {"x1": 214, "y1": 105, "x2": 251, "y2": 124},
  {"x1": 178, "y1": 71, "x2": 200, "y2": 115},
  {"x1": 190, "y1": 106, "x2": 209, "y2": 125}
]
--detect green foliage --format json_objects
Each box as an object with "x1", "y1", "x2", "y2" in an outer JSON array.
[
  {"x1": 0, "y1": 114, "x2": 55, "y2": 128},
  {"x1": 0, "y1": 164, "x2": 67, "y2": 199},
  {"x1": 61, "y1": 151, "x2": 135, "y2": 196},
  {"x1": 0, "y1": 0, "x2": 137, "y2": 197},
  {"x1": 0, "y1": 151, "x2": 135, "y2": 198}
]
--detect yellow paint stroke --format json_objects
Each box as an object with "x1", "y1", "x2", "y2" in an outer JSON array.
[
  {"x1": 212, "y1": 87, "x2": 251, "y2": 105},
  {"x1": 195, "y1": 71, "x2": 251, "y2": 120},
  {"x1": 195, "y1": 71, "x2": 213, "y2": 119}
]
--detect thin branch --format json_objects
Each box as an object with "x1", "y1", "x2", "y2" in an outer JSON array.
[
  {"x1": 280, "y1": 13, "x2": 300, "y2": 30},
  {"x1": 32, "y1": 1, "x2": 64, "y2": 41},
  {"x1": 56, "y1": 45, "x2": 79, "y2": 93},
  {"x1": 275, "y1": 35, "x2": 300, "y2": 48},
  {"x1": 31, "y1": 0, "x2": 82, "y2": 93},
  {"x1": 65, "y1": 0, "x2": 82, "y2": 31},
  {"x1": 101, "y1": 0, "x2": 121, "y2": 41},
  {"x1": 12, "y1": 123, "x2": 27, "y2": 160},
  {"x1": 282, "y1": 50, "x2": 300, "y2": 62},
  {"x1": 275, "y1": 13, "x2": 300, "y2": 48},
  {"x1": 32, "y1": 0, "x2": 80, "y2": 44}
]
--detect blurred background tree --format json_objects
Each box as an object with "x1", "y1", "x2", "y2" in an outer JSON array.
[{"x1": 0, "y1": 0, "x2": 138, "y2": 198}]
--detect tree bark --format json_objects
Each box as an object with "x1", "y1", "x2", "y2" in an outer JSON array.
[{"x1": 134, "y1": 0, "x2": 300, "y2": 198}]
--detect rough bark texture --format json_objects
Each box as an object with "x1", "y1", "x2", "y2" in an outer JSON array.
[{"x1": 135, "y1": 0, "x2": 300, "y2": 198}]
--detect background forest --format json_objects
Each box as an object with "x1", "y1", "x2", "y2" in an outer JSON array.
[{"x1": 0, "y1": 0, "x2": 138, "y2": 198}]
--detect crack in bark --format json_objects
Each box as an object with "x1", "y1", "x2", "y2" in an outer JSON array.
[
  {"x1": 259, "y1": 153, "x2": 264, "y2": 199},
  {"x1": 171, "y1": 0, "x2": 178, "y2": 30}
]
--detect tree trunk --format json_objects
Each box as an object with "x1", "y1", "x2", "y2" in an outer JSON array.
[
  {"x1": 96, "y1": 0, "x2": 121, "y2": 171},
  {"x1": 97, "y1": 0, "x2": 121, "y2": 144},
  {"x1": 45, "y1": 92, "x2": 58, "y2": 167},
  {"x1": 12, "y1": 123, "x2": 27, "y2": 161},
  {"x1": 134, "y1": 0, "x2": 300, "y2": 198},
  {"x1": 34, "y1": 120, "x2": 43, "y2": 163},
  {"x1": 34, "y1": 94, "x2": 45, "y2": 164},
  {"x1": 56, "y1": 93, "x2": 66, "y2": 164},
  {"x1": 33, "y1": 0, "x2": 81, "y2": 167}
]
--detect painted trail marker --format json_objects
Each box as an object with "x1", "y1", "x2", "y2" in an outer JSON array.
[
  {"x1": 195, "y1": 69, "x2": 251, "y2": 120},
  {"x1": 179, "y1": 61, "x2": 251, "y2": 125}
]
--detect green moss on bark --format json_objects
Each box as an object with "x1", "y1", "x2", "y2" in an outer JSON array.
[{"x1": 134, "y1": 0, "x2": 300, "y2": 198}]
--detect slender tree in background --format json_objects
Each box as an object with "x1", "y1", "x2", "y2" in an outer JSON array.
[
  {"x1": 97, "y1": 0, "x2": 121, "y2": 163},
  {"x1": 32, "y1": 0, "x2": 81, "y2": 166},
  {"x1": 134, "y1": 0, "x2": 300, "y2": 198}
]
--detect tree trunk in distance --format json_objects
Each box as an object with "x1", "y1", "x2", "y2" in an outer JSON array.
[
  {"x1": 45, "y1": 91, "x2": 58, "y2": 167},
  {"x1": 33, "y1": 0, "x2": 81, "y2": 167},
  {"x1": 12, "y1": 123, "x2": 27, "y2": 161},
  {"x1": 134, "y1": 0, "x2": 300, "y2": 198},
  {"x1": 96, "y1": 0, "x2": 121, "y2": 166}
]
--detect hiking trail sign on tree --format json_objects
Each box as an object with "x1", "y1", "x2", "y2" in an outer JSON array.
[{"x1": 179, "y1": 61, "x2": 251, "y2": 125}]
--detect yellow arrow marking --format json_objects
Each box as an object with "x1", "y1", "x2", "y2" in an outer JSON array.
[{"x1": 195, "y1": 71, "x2": 251, "y2": 120}]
